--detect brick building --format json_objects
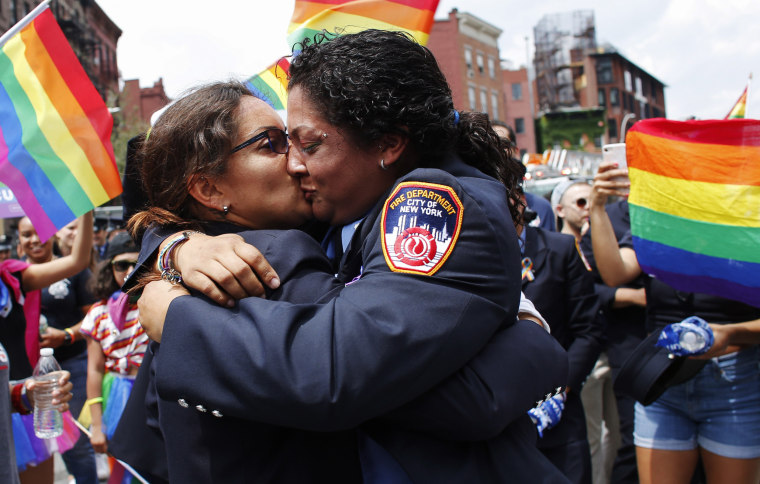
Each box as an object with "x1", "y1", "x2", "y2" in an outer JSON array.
[
  {"x1": 120, "y1": 78, "x2": 171, "y2": 125},
  {"x1": 533, "y1": 10, "x2": 666, "y2": 146},
  {"x1": 590, "y1": 50, "x2": 666, "y2": 143},
  {"x1": 501, "y1": 66, "x2": 537, "y2": 155},
  {"x1": 427, "y1": 9, "x2": 506, "y2": 122},
  {"x1": 0, "y1": 0, "x2": 121, "y2": 102}
]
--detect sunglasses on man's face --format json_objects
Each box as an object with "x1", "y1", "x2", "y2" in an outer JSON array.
[
  {"x1": 231, "y1": 128, "x2": 289, "y2": 155},
  {"x1": 111, "y1": 259, "x2": 138, "y2": 272}
]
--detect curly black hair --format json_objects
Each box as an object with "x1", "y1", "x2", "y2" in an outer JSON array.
[{"x1": 288, "y1": 29, "x2": 522, "y2": 222}]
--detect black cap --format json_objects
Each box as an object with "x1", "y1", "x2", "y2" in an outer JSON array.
[
  {"x1": 104, "y1": 232, "x2": 138, "y2": 261},
  {"x1": 614, "y1": 330, "x2": 708, "y2": 405}
]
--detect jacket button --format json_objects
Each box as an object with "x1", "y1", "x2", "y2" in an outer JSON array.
[
  {"x1": 211, "y1": 410, "x2": 223, "y2": 418},
  {"x1": 196, "y1": 405, "x2": 207, "y2": 412},
  {"x1": 178, "y1": 399, "x2": 189, "y2": 408}
]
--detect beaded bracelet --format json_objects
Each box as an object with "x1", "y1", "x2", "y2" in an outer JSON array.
[
  {"x1": 157, "y1": 231, "x2": 198, "y2": 285},
  {"x1": 11, "y1": 382, "x2": 31, "y2": 414}
]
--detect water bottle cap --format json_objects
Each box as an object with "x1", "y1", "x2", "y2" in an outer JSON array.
[{"x1": 40, "y1": 348, "x2": 53, "y2": 357}]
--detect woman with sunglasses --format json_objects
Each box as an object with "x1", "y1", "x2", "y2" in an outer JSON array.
[
  {"x1": 78, "y1": 232, "x2": 145, "y2": 479},
  {"x1": 130, "y1": 31, "x2": 570, "y2": 483}
]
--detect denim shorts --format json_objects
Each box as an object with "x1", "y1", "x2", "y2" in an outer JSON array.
[{"x1": 634, "y1": 345, "x2": 760, "y2": 458}]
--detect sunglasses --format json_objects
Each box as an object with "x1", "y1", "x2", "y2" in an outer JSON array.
[
  {"x1": 574, "y1": 198, "x2": 588, "y2": 209},
  {"x1": 111, "y1": 259, "x2": 138, "y2": 272},
  {"x1": 231, "y1": 128, "x2": 289, "y2": 155}
]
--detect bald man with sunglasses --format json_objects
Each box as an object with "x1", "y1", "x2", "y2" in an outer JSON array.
[{"x1": 552, "y1": 180, "x2": 592, "y2": 242}]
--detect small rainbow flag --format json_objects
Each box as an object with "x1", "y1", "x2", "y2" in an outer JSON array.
[
  {"x1": 627, "y1": 118, "x2": 760, "y2": 307},
  {"x1": 725, "y1": 80, "x2": 750, "y2": 119},
  {"x1": 0, "y1": 1, "x2": 122, "y2": 242},
  {"x1": 246, "y1": 0, "x2": 440, "y2": 111}
]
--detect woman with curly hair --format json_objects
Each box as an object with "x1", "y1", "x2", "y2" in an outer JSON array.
[{"x1": 130, "y1": 31, "x2": 568, "y2": 482}]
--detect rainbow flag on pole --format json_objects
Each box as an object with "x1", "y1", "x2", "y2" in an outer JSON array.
[
  {"x1": 725, "y1": 77, "x2": 751, "y2": 119},
  {"x1": 246, "y1": 0, "x2": 440, "y2": 110},
  {"x1": 627, "y1": 118, "x2": 760, "y2": 307},
  {"x1": 0, "y1": 1, "x2": 122, "y2": 242}
]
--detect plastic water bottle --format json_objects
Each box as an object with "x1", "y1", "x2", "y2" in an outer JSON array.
[
  {"x1": 33, "y1": 348, "x2": 63, "y2": 439},
  {"x1": 656, "y1": 316, "x2": 715, "y2": 357},
  {"x1": 679, "y1": 327, "x2": 707, "y2": 353}
]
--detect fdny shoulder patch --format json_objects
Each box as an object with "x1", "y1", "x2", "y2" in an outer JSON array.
[{"x1": 381, "y1": 181, "x2": 463, "y2": 275}]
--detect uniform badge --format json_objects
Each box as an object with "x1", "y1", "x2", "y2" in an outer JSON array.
[{"x1": 381, "y1": 182, "x2": 463, "y2": 275}]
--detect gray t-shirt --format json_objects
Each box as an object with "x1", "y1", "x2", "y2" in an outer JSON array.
[{"x1": 1, "y1": 342, "x2": 21, "y2": 484}]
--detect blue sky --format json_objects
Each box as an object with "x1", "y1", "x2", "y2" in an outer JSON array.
[{"x1": 98, "y1": 0, "x2": 759, "y2": 121}]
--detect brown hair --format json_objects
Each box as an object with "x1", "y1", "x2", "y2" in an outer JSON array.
[{"x1": 127, "y1": 81, "x2": 252, "y2": 240}]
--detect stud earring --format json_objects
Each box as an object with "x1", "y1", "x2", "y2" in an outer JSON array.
[{"x1": 223, "y1": 205, "x2": 229, "y2": 216}]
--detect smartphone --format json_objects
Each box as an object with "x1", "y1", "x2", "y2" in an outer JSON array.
[{"x1": 602, "y1": 143, "x2": 629, "y2": 196}]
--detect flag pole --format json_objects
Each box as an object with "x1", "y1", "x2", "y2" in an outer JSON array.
[
  {"x1": 747, "y1": 73, "x2": 753, "y2": 119},
  {"x1": 0, "y1": 0, "x2": 51, "y2": 49}
]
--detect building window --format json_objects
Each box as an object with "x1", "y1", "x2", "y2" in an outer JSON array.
[
  {"x1": 515, "y1": 118, "x2": 525, "y2": 134},
  {"x1": 598, "y1": 88, "x2": 606, "y2": 107},
  {"x1": 488, "y1": 57, "x2": 496, "y2": 79},
  {"x1": 610, "y1": 88, "x2": 620, "y2": 106},
  {"x1": 491, "y1": 91, "x2": 499, "y2": 120},
  {"x1": 476, "y1": 53, "x2": 484, "y2": 75},
  {"x1": 480, "y1": 88, "x2": 488, "y2": 114},
  {"x1": 511, "y1": 83, "x2": 523, "y2": 101},
  {"x1": 608, "y1": 118, "x2": 618, "y2": 140},
  {"x1": 635, "y1": 77, "x2": 643, "y2": 97},
  {"x1": 623, "y1": 92, "x2": 633, "y2": 111},
  {"x1": 464, "y1": 47, "x2": 473, "y2": 70},
  {"x1": 624, "y1": 70, "x2": 632, "y2": 92},
  {"x1": 468, "y1": 85, "x2": 477, "y2": 110},
  {"x1": 596, "y1": 59, "x2": 613, "y2": 84}
]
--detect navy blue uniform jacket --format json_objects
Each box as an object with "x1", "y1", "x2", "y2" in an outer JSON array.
[
  {"x1": 522, "y1": 227, "x2": 602, "y2": 451},
  {"x1": 113, "y1": 155, "x2": 569, "y2": 482}
]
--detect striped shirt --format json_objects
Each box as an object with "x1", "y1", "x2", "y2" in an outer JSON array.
[{"x1": 80, "y1": 300, "x2": 147, "y2": 375}]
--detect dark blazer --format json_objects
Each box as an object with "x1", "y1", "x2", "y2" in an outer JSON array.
[
  {"x1": 522, "y1": 227, "x2": 603, "y2": 453},
  {"x1": 115, "y1": 156, "x2": 570, "y2": 482}
]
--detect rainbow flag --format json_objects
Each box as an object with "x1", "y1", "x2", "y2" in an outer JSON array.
[
  {"x1": 627, "y1": 118, "x2": 760, "y2": 307},
  {"x1": 725, "y1": 84, "x2": 749, "y2": 119},
  {"x1": 0, "y1": 2, "x2": 122, "y2": 242},
  {"x1": 246, "y1": 0, "x2": 440, "y2": 110}
]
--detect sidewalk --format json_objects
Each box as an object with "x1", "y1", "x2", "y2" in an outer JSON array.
[
  {"x1": 53, "y1": 453, "x2": 69, "y2": 484},
  {"x1": 53, "y1": 453, "x2": 109, "y2": 484}
]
